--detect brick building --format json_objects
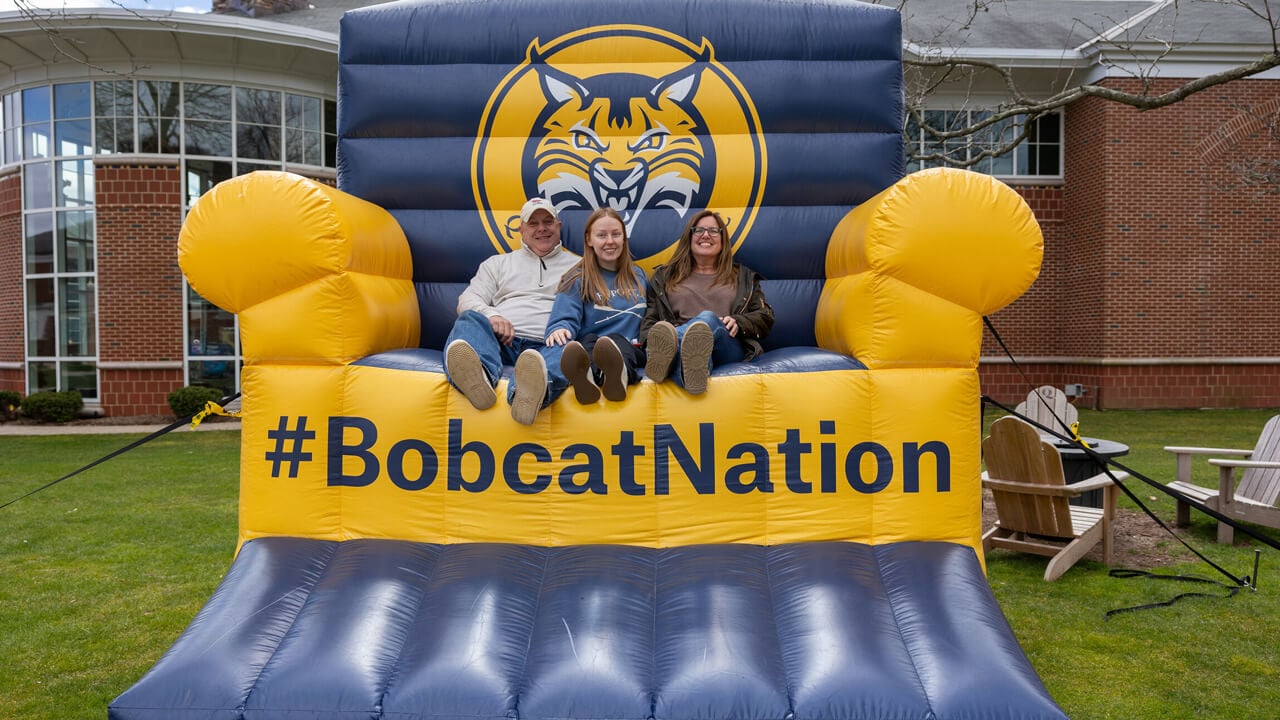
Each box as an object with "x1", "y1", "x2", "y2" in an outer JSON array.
[{"x1": 0, "y1": 0, "x2": 1276, "y2": 416}]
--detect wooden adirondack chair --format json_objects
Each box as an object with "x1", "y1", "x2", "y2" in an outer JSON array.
[
  {"x1": 981, "y1": 416, "x2": 1125, "y2": 581},
  {"x1": 1014, "y1": 385, "x2": 1079, "y2": 437},
  {"x1": 1165, "y1": 414, "x2": 1280, "y2": 544}
]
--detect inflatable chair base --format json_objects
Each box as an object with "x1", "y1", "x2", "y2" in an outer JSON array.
[{"x1": 110, "y1": 537, "x2": 1067, "y2": 720}]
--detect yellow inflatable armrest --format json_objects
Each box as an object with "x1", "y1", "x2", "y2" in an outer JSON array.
[
  {"x1": 178, "y1": 171, "x2": 420, "y2": 365},
  {"x1": 816, "y1": 168, "x2": 1043, "y2": 369}
]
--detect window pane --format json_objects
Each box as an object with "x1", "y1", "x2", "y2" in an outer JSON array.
[
  {"x1": 25, "y1": 212, "x2": 53, "y2": 274},
  {"x1": 185, "y1": 119, "x2": 232, "y2": 156},
  {"x1": 62, "y1": 361, "x2": 97, "y2": 400},
  {"x1": 286, "y1": 94, "x2": 320, "y2": 130},
  {"x1": 1036, "y1": 143, "x2": 1060, "y2": 176},
  {"x1": 94, "y1": 81, "x2": 116, "y2": 116},
  {"x1": 236, "y1": 123, "x2": 279, "y2": 160},
  {"x1": 138, "y1": 115, "x2": 158, "y2": 153},
  {"x1": 187, "y1": 286, "x2": 237, "y2": 394},
  {"x1": 23, "y1": 162, "x2": 52, "y2": 209},
  {"x1": 188, "y1": 361, "x2": 235, "y2": 395},
  {"x1": 57, "y1": 159, "x2": 94, "y2": 207},
  {"x1": 59, "y1": 277, "x2": 96, "y2": 356},
  {"x1": 55, "y1": 119, "x2": 93, "y2": 156},
  {"x1": 58, "y1": 210, "x2": 94, "y2": 273},
  {"x1": 95, "y1": 121, "x2": 116, "y2": 155},
  {"x1": 185, "y1": 83, "x2": 232, "y2": 120},
  {"x1": 185, "y1": 159, "x2": 233, "y2": 205},
  {"x1": 138, "y1": 80, "x2": 178, "y2": 118},
  {"x1": 160, "y1": 117, "x2": 180, "y2": 154},
  {"x1": 26, "y1": 278, "x2": 56, "y2": 356},
  {"x1": 28, "y1": 361, "x2": 56, "y2": 394},
  {"x1": 236, "y1": 87, "x2": 280, "y2": 125},
  {"x1": 115, "y1": 118, "x2": 134, "y2": 153},
  {"x1": 324, "y1": 99, "x2": 337, "y2": 167},
  {"x1": 22, "y1": 86, "x2": 49, "y2": 123},
  {"x1": 325, "y1": 132, "x2": 337, "y2": 169},
  {"x1": 24, "y1": 121, "x2": 51, "y2": 159},
  {"x1": 188, "y1": 287, "x2": 236, "y2": 356},
  {"x1": 54, "y1": 83, "x2": 91, "y2": 119}
]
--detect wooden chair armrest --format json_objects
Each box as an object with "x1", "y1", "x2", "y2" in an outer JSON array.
[
  {"x1": 1164, "y1": 446, "x2": 1253, "y2": 485},
  {"x1": 982, "y1": 478, "x2": 1080, "y2": 498},
  {"x1": 1163, "y1": 446, "x2": 1253, "y2": 456},
  {"x1": 1207, "y1": 459, "x2": 1280, "y2": 469},
  {"x1": 1069, "y1": 470, "x2": 1127, "y2": 493}
]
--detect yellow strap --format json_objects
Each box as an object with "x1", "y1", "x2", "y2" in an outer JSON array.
[
  {"x1": 191, "y1": 400, "x2": 242, "y2": 429},
  {"x1": 1069, "y1": 421, "x2": 1082, "y2": 443}
]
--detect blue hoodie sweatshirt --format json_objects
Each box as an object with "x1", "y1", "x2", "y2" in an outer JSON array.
[{"x1": 544, "y1": 267, "x2": 648, "y2": 344}]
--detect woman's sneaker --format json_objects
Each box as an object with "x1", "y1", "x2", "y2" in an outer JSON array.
[
  {"x1": 644, "y1": 321, "x2": 678, "y2": 382},
  {"x1": 680, "y1": 321, "x2": 713, "y2": 395},
  {"x1": 445, "y1": 339, "x2": 496, "y2": 410},
  {"x1": 510, "y1": 349, "x2": 549, "y2": 425},
  {"x1": 593, "y1": 336, "x2": 628, "y2": 402},
  {"x1": 561, "y1": 340, "x2": 600, "y2": 404}
]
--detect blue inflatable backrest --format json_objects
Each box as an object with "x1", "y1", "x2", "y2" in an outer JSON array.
[{"x1": 337, "y1": 0, "x2": 904, "y2": 352}]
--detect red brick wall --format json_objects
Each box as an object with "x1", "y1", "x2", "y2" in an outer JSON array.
[
  {"x1": 980, "y1": 76, "x2": 1280, "y2": 409},
  {"x1": 95, "y1": 161, "x2": 186, "y2": 416},
  {"x1": 0, "y1": 170, "x2": 22, "y2": 393}
]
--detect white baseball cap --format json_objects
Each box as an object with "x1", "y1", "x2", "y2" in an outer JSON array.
[{"x1": 519, "y1": 197, "x2": 559, "y2": 224}]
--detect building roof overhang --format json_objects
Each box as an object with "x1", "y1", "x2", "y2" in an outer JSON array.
[{"x1": 0, "y1": 8, "x2": 338, "y2": 91}]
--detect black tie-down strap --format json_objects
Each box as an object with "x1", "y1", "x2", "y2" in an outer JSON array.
[{"x1": 0, "y1": 393, "x2": 241, "y2": 511}]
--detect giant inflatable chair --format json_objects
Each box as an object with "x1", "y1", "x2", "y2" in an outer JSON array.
[{"x1": 112, "y1": 1, "x2": 1062, "y2": 718}]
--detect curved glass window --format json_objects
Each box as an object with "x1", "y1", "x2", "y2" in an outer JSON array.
[{"x1": 5, "y1": 78, "x2": 337, "y2": 405}]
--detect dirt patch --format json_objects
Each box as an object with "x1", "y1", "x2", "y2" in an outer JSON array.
[{"x1": 982, "y1": 492, "x2": 1194, "y2": 570}]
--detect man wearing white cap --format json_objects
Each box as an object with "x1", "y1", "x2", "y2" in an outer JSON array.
[{"x1": 444, "y1": 197, "x2": 579, "y2": 424}]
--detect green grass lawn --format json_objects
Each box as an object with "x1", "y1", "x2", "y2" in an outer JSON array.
[{"x1": 1, "y1": 411, "x2": 1278, "y2": 719}]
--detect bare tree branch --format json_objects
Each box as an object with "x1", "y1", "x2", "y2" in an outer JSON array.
[{"x1": 899, "y1": 0, "x2": 1280, "y2": 173}]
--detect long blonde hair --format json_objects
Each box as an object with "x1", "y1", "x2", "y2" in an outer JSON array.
[
  {"x1": 663, "y1": 210, "x2": 735, "y2": 290},
  {"x1": 558, "y1": 207, "x2": 644, "y2": 303}
]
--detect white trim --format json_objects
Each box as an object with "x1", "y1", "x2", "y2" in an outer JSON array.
[
  {"x1": 981, "y1": 357, "x2": 1280, "y2": 366},
  {"x1": 93, "y1": 154, "x2": 181, "y2": 166},
  {"x1": 0, "y1": 361, "x2": 21, "y2": 370},
  {"x1": 1075, "y1": 0, "x2": 1173, "y2": 53},
  {"x1": 97, "y1": 361, "x2": 183, "y2": 370}
]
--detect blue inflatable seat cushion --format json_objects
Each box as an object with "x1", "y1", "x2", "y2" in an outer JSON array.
[{"x1": 109, "y1": 538, "x2": 1067, "y2": 720}]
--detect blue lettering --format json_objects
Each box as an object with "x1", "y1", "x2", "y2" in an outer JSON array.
[
  {"x1": 904, "y1": 441, "x2": 950, "y2": 492},
  {"x1": 388, "y1": 438, "x2": 438, "y2": 491},
  {"x1": 448, "y1": 418, "x2": 494, "y2": 492},
  {"x1": 559, "y1": 443, "x2": 607, "y2": 494},
  {"x1": 612, "y1": 431, "x2": 646, "y2": 495},
  {"x1": 725, "y1": 442, "x2": 771, "y2": 494},
  {"x1": 318, "y1": 416, "x2": 952, "y2": 499},
  {"x1": 655, "y1": 423, "x2": 715, "y2": 495},
  {"x1": 504, "y1": 442, "x2": 552, "y2": 494},
  {"x1": 820, "y1": 420, "x2": 837, "y2": 493},
  {"x1": 778, "y1": 428, "x2": 812, "y2": 494},
  {"x1": 327, "y1": 416, "x2": 378, "y2": 487},
  {"x1": 846, "y1": 441, "x2": 893, "y2": 493}
]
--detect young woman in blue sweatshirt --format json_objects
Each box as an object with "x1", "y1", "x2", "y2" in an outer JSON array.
[{"x1": 544, "y1": 208, "x2": 648, "y2": 403}]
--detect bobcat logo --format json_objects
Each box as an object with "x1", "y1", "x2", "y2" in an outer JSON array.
[
  {"x1": 473, "y1": 25, "x2": 766, "y2": 267},
  {"x1": 527, "y1": 56, "x2": 712, "y2": 237}
]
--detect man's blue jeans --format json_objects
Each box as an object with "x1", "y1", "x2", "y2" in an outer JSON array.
[
  {"x1": 671, "y1": 310, "x2": 745, "y2": 388},
  {"x1": 444, "y1": 310, "x2": 567, "y2": 407}
]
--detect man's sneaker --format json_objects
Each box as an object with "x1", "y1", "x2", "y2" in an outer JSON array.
[
  {"x1": 593, "y1": 336, "x2": 628, "y2": 402},
  {"x1": 680, "y1": 321, "x2": 714, "y2": 395},
  {"x1": 561, "y1": 340, "x2": 600, "y2": 404},
  {"x1": 445, "y1": 339, "x2": 495, "y2": 410},
  {"x1": 644, "y1": 321, "x2": 678, "y2": 383},
  {"x1": 511, "y1": 349, "x2": 548, "y2": 425}
]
